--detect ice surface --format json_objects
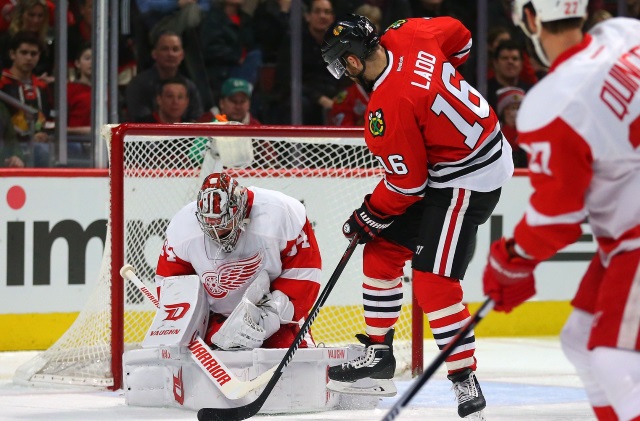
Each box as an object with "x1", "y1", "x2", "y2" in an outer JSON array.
[{"x1": 0, "y1": 337, "x2": 595, "y2": 421}]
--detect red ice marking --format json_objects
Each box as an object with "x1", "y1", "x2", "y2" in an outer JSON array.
[{"x1": 7, "y1": 185, "x2": 26, "y2": 210}]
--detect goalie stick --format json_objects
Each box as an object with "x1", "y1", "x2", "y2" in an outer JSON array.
[
  {"x1": 380, "y1": 297, "x2": 495, "y2": 421},
  {"x1": 120, "y1": 265, "x2": 277, "y2": 400},
  {"x1": 197, "y1": 235, "x2": 361, "y2": 421}
]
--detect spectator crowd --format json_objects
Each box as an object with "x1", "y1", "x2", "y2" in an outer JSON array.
[{"x1": 0, "y1": 0, "x2": 637, "y2": 168}]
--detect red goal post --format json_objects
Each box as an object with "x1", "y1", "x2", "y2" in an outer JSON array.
[{"x1": 14, "y1": 123, "x2": 423, "y2": 390}]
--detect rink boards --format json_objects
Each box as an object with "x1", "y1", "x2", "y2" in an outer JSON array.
[{"x1": 0, "y1": 169, "x2": 595, "y2": 350}]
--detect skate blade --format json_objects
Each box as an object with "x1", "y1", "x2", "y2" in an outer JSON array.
[
  {"x1": 464, "y1": 410, "x2": 487, "y2": 420},
  {"x1": 326, "y1": 378, "x2": 397, "y2": 397}
]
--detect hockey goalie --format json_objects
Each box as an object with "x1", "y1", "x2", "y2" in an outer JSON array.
[{"x1": 123, "y1": 172, "x2": 377, "y2": 413}]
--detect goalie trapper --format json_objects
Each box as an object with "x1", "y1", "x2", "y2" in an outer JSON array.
[{"x1": 326, "y1": 329, "x2": 397, "y2": 397}]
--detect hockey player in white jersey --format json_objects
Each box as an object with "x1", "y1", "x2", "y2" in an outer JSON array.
[
  {"x1": 482, "y1": 2, "x2": 640, "y2": 421},
  {"x1": 155, "y1": 172, "x2": 322, "y2": 350}
]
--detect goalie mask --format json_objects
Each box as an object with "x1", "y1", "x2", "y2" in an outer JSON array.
[
  {"x1": 321, "y1": 14, "x2": 379, "y2": 80},
  {"x1": 196, "y1": 173, "x2": 248, "y2": 253}
]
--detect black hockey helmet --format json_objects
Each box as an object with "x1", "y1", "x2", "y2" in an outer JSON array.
[{"x1": 321, "y1": 14, "x2": 380, "y2": 79}]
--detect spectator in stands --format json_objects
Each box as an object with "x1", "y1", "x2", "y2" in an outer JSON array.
[
  {"x1": 486, "y1": 27, "x2": 538, "y2": 87},
  {"x1": 328, "y1": 82, "x2": 368, "y2": 127},
  {"x1": 135, "y1": 0, "x2": 209, "y2": 46},
  {"x1": 253, "y1": 0, "x2": 291, "y2": 66},
  {"x1": 68, "y1": 0, "x2": 137, "y2": 87},
  {"x1": 486, "y1": 40, "x2": 533, "y2": 112},
  {"x1": 125, "y1": 31, "x2": 203, "y2": 122},
  {"x1": 273, "y1": 0, "x2": 342, "y2": 125},
  {"x1": 0, "y1": 31, "x2": 52, "y2": 167},
  {"x1": 584, "y1": 8, "x2": 613, "y2": 31},
  {"x1": 0, "y1": 0, "x2": 54, "y2": 82},
  {"x1": 0, "y1": 101, "x2": 24, "y2": 167},
  {"x1": 198, "y1": 77, "x2": 260, "y2": 124},
  {"x1": 629, "y1": 0, "x2": 640, "y2": 18},
  {"x1": 67, "y1": 43, "x2": 91, "y2": 135},
  {"x1": 199, "y1": 0, "x2": 262, "y2": 102},
  {"x1": 333, "y1": 0, "x2": 412, "y2": 31},
  {"x1": 495, "y1": 86, "x2": 527, "y2": 168},
  {"x1": 135, "y1": 77, "x2": 191, "y2": 123}
]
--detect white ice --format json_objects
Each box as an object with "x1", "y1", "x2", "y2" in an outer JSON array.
[{"x1": 0, "y1": 337, "x2": 595, "y2": 421}]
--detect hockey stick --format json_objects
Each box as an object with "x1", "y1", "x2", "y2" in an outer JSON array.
[
  {"x1": 120, "y1": 265, "x2": 277, "y2": 400},
  {"x1": 197, "y1": 235, "x2": 361, "y2": 421},
  {"x1": 380, "y1": 297, "x2": 495, "y2": 421}
]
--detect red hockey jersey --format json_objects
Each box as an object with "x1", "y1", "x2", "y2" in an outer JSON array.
[
  {"x1": 364, "y1": 17, "x2": 514, "y2": 216},
  {"x1": 513, "y1": 18, "x2": 640, "y2": 264}
]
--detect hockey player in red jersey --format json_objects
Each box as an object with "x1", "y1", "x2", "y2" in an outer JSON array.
[
  {"x1": 155, "y1": 172, "x2": 322, "y2": 350},
  {"x1": 482, "y1": 1, "x2": 640, "y2": 421},
  {"x1": 321, "y1": 14, "x2": 514, "y2": 420}
]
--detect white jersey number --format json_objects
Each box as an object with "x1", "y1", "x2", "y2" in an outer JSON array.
[
  {"x1": 375, "y1": 154, "x2": 408, "y2": 175},
  {"x1": 431, "y1": 62, "x2": 490, "y2": 149}
]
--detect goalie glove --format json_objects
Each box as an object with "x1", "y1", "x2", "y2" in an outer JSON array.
[
  {"x1": 211, "y1": 289, "x2": 294, "y2": 350},
  {"x1": 483, "y1": 238, "x2": 539, "y2": 313},
  {"x1": 343, "y1": 194, "x2": 394, "y2": 243}
]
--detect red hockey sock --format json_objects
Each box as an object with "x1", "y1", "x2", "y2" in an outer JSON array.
[{"x1": 413, "y1": 270, "x2": 477, "y2": 373}]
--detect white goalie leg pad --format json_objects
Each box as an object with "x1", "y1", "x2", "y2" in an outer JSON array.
[
  {"x1": 124, "y1": 346, "x2": 378, "y2": 413},
  {"x1": 560, "y1": 309, "x2": 610, "y2": 407},
  {"x1": 590, "y1": 347, "x2": 640, "y2": 421},
  {"x1": 143, "y1": 275, "x2": 209, "y2": 348}
]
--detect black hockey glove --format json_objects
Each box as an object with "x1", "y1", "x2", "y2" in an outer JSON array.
[{"x1": 343, "y1": 195, "x2": 394, "y2": 244}]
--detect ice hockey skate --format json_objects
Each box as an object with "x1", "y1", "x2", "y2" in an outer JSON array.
[
  {"x1": 326, "y1": 329, "x2": 397, "y2": 397},
  {"x1": 448, "y1": 368, "x2": 487, "y2": 420}
]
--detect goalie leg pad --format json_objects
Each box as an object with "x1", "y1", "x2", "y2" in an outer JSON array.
[{"x1": 124, "y1": 346, "x2": 378, "y2": 413}]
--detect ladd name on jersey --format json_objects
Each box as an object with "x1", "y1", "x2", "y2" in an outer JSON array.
[{"x1": 411, "y1": 51, "x2": 437, "y2": 90}]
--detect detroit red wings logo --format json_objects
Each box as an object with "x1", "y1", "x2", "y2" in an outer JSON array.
[{"x1": 202, "y1": 251, "x2": 263, "y2": 299}]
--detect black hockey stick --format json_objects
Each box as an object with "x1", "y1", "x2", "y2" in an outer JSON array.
[
  {"x1": 380, "y1": 297, "x2": 495, "y2": 421},
  {"x1": 197, "y1": 235, "x2": 361, "y2": 421}
]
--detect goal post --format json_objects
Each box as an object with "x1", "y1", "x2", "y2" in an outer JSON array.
[{"x1": 14, "y1": 123, "x2": 423, "y2": 390}]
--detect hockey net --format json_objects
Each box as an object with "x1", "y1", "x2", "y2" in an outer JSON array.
[{"x1": 14, "y1": 124, "x2": 422, "y2": 390}]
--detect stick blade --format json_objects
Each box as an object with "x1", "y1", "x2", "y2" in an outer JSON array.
[{"x1": 197, "y1": 404, "x2": 259, "y2": 421}]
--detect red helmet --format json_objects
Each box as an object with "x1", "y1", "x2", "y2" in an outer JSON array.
[{"x1": 196, "y1": 172, "x2": 248, "y2": 252}]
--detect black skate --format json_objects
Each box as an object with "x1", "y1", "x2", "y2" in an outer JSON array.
[
  {"x1": 448, "y1": 368, "x2": 487, "y2": 420},
  {"x1": 326, "y1": 329, "x2": 397, "y2": 397}
]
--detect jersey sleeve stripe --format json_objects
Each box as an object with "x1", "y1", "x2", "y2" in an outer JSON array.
[
  {"x1": 430, "y1": 125, "x2": 502, "y2": 170},
  {"x1": 383, "y1": 178, "x2": 428, "y2": 197},
  {"x1": 427, "y1": 129, "x2": 504, "y2": 184},
  {"x1": 452, "y1": 39, "x2": 472, "y2": 58},
  {"x1": 524, "y1": 203, "x2": 588, "y2": 226},
  {"x1": 279, "y1": 267, "x2": 322, "y2": 283}
]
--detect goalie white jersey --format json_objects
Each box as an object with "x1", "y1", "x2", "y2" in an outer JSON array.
[{"x1": 156, "y1": 186, "x2": 322, "y2": 318}]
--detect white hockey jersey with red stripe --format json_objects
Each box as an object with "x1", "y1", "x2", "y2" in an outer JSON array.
[
  {"x1": 155, "y1": 187, "x2": 322, "y2": 321},
  {"x1": 364, "y1": 17, "x2": 514, "y2": 216},
  {"x1": 513, "y1": 18, "x2": 640, "y2": 264}
]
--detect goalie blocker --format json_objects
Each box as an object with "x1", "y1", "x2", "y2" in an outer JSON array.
[{"x1": 124, "y1": 274, "x2": 378, "y2": 413}]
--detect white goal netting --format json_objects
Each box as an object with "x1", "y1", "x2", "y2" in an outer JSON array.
[{"x1": 14, "y1": 124, "x2": 420, "y2": 389}]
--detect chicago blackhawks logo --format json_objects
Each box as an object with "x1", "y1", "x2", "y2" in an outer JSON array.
[
  {"x1": 202, "y1": 251, "x2": 263, "y2": 299},
  {"x1": 368, "y1": 109, "x2": 385, "y2": 137},
  {"x1": 387, "y1": 19, "x2": 407, "y2": 30}
]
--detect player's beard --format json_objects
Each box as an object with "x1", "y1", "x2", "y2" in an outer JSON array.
[{"x1": 347, "y1": 63, "x2": 375, "y2": 94}]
